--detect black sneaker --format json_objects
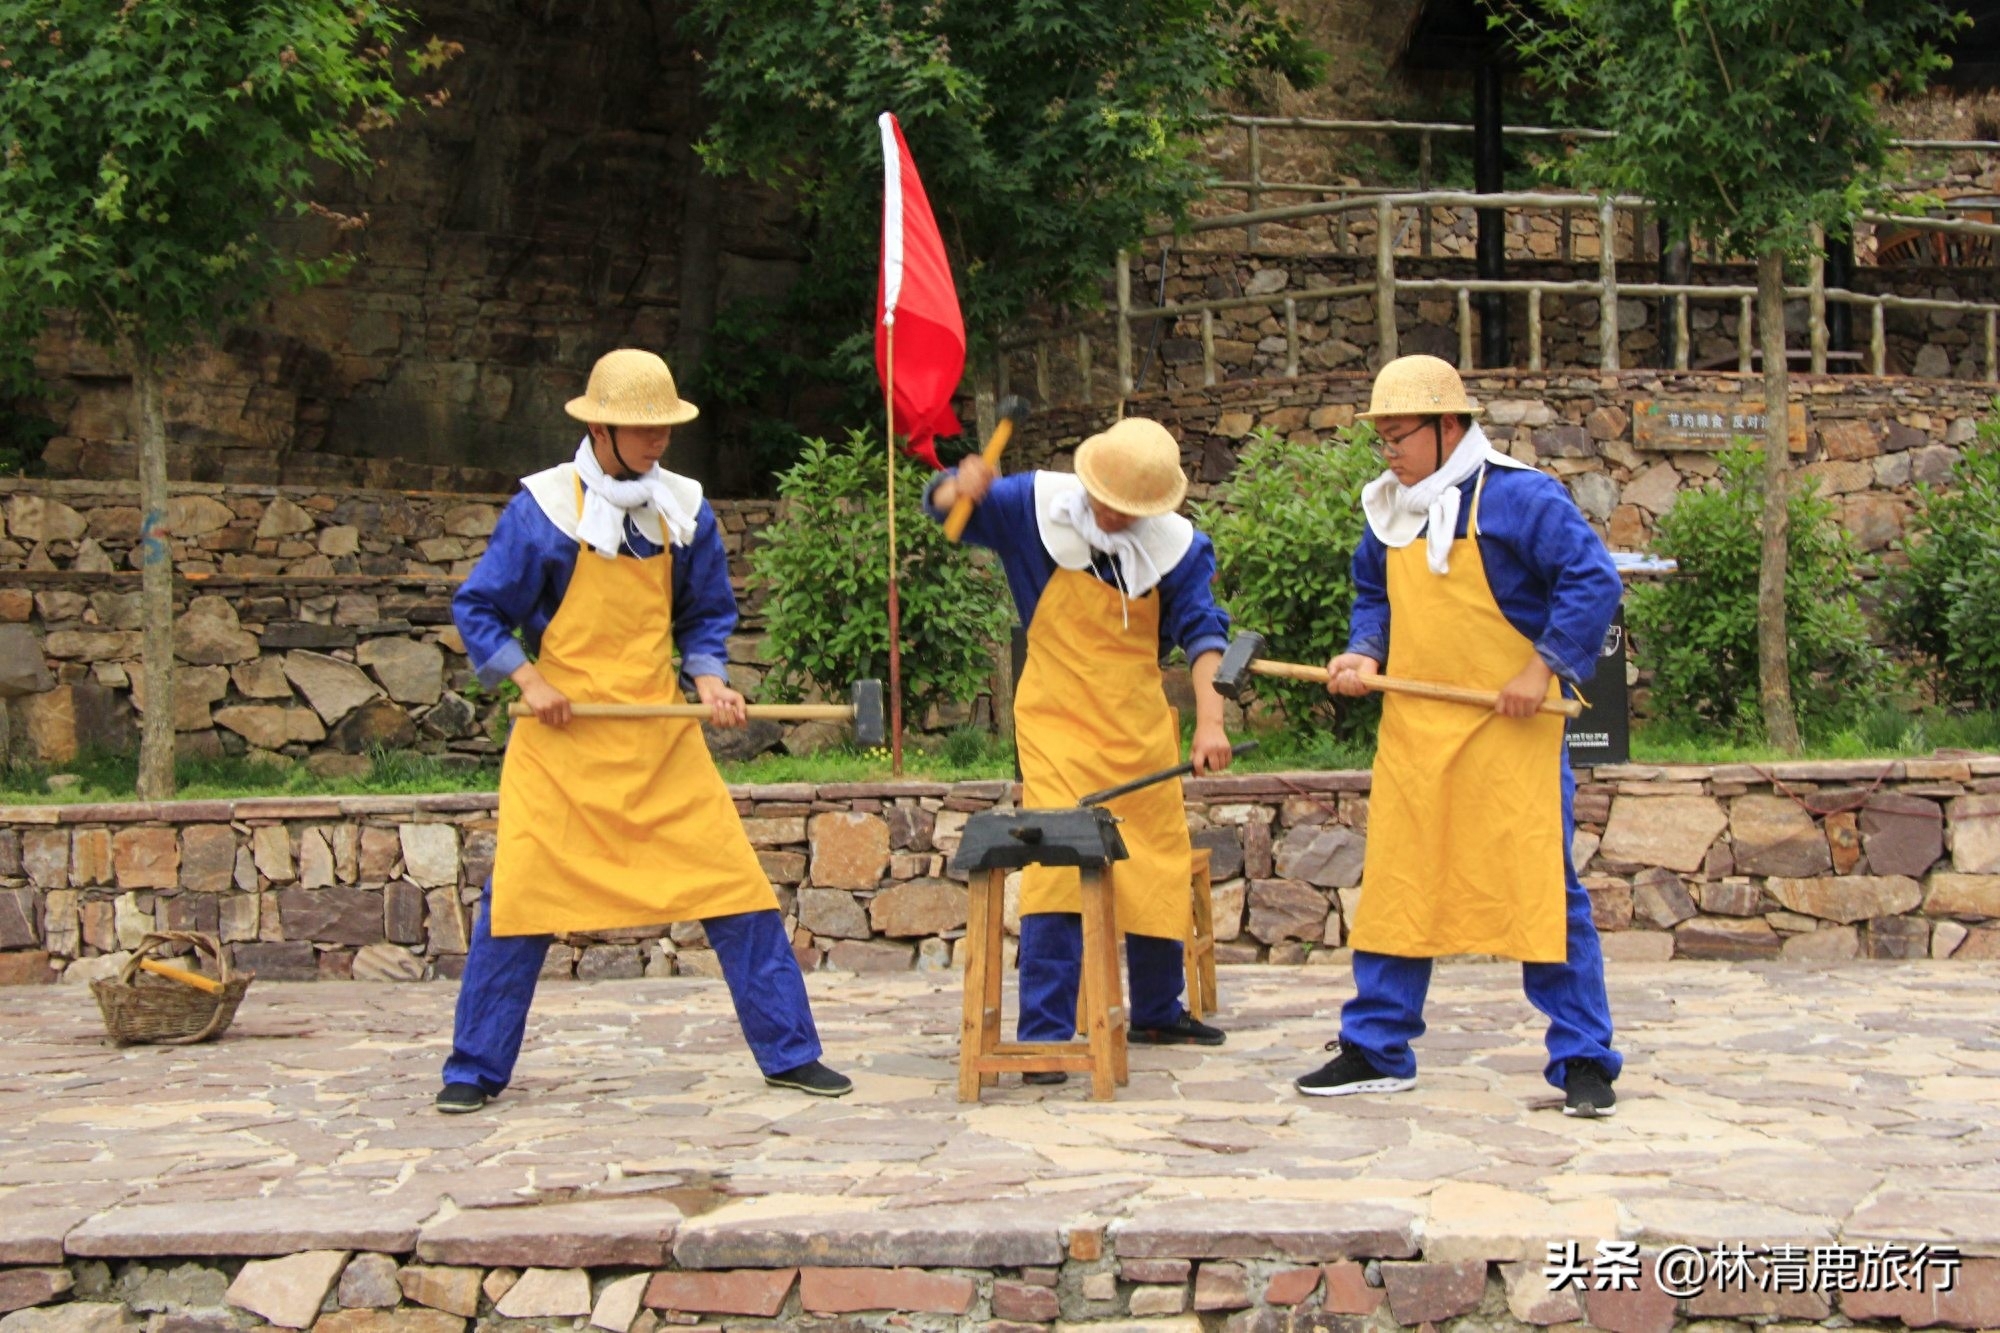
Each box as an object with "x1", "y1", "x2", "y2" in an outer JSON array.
[
  {"x1": 1294, "y1": 1040, "x2": 1417, "y2": 1098},
  {"x1": 764, "y1": 1060, "x2": 854, "y2": 1098},
  {"x1": 435, "y1": 1082, "x2": 488, "y2": 1115},
  {"x1": 1130, "y1": 1012, "x2": 1227, "y2": 1047},
  {"x1": 1563, "y1": 1059, "x2": 1617, "y2": 1118},
  {"x1": 1023, "y1": 1071, "x2": 1068, "y2": 1086}
]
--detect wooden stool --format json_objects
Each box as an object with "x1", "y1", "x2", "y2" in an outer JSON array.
[
  {"x1": 1077, "y1": 844, "x2": 1221, "y2": 1029},
  {"x1": 954, "y1": 808, "x2": 1131, "y2": 1103}
]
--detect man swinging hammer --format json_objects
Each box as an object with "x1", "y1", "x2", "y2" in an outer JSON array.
[
  {"x1": 1295, "y1": 355, "x2": 1624, "y2": 1117},
  {"x1": 436, "y1": 349, "x2": 851, "y2": 1113}
]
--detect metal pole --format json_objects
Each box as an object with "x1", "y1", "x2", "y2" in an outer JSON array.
[
  {"x1": 1598, "y1": 199, "x2": 1619, "y2": 371},
  {"x1": 1474, "y1": 58, "x2": 1508, "y2": 366},
  {"x1": 1376, "y1": 197, "x2": 1399, "y2": 362}
]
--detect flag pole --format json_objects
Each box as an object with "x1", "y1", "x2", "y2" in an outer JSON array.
[{"x1": 884, "y1": 320, "x2": 905, "y2": 777}]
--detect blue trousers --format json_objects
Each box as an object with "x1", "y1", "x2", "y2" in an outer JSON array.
[
  {"x1": 1340, "y1": 769, "x2": 1621, "y2": 1090},
  {"x1": 442, "y1": 886, "x2": 821, "y2": 1093},
  {"x1": 1017, "y1": 912, "x2": 1189, "y2": 1042}
]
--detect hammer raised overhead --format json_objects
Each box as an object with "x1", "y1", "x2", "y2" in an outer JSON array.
[
  {"x1": 1213, "y1": 631, "x2": 1583, "y2": 720},
  {"x1": 510, "y1": 678, "x2": 887, "y2": 746}
]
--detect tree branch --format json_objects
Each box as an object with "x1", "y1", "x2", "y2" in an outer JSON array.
[{"x1": 1694, "y1": 1, "x2": 1735, "y2": 95}]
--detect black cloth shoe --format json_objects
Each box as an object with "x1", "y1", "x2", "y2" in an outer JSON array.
[
  {"x1": 1294, "y1": 1040, "x2": 1417, "y2": 1098},
  {"x1": 1563, "y1": 1059, "x2": 1617, "y2": 1118},
  {"x1": 1023, "y1": 1071, "x2": 1069, "y2": 1086},
  {"x1": 435, "y1": 1082, "x2": 488, "y2": 1114},
  {"x1": 1129, "y1": 1012, "x2": 1226, "y2": 1046},
  {"x1": 764, "y1": 1060, "x2": 854, "y2": 1097}
]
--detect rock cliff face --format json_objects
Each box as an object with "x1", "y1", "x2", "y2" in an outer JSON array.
[{"x1": 23, "y1": 0, "x2": 805, "y2": 495}]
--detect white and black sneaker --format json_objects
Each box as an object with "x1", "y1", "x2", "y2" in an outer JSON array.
[
  {"x1": 1294, "y1": 1040, "x2": 1417, "y2": 1098},
  {"x1": 1562, "y1": 1059, "x2": 1617, "y2": 1117}
]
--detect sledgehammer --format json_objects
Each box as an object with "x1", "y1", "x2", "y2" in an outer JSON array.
[
  {"x1": 510, "y1": 679, "x2": 888, "y2": 746},
  {"x1": 943, "y1": 396, "x2": 1032, "y2": 542},
  {"x1": 1213, "y1": 631, "x2": 1584, "y2": 719}
]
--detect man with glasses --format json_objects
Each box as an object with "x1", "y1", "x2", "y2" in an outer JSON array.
[{"x1": 1293, "y1": 355, "x2": 1625, "y2": 1118}]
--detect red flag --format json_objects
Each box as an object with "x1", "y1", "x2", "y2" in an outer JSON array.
[{"x1": 876, "y1": 112, "x2": 964, "y2": 470}]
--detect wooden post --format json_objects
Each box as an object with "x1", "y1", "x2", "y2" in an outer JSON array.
[
  {"x1": 1246, "y1": 122, "x2": 1262, "y2": 250},
  {"x1": 1201, "y1": 308, "x2": 1217, "y2": 388},
  {"x1": 1675, "y1": 294, "x2": 1691, "y2": 372},
  {"x1": 1376, "y1": 197, "x2": 1398, "y2": 362},
  {"x1": 1527, "y1": 286, "x2": 1544, "y2": 372},
  {"x1": 1077, "y1": 333, "x2": 1093, "y2": 406},
  {"x1": 883, "y1": 322, "x2": 904, "y2": 775},
  {"x1": 1116, "y1": 249, "x2": 1133, "y2": 398},
  {"x1": 1738, "y1": 295, "x2": 1754, "y2": 373},
  {"x1": 1598, "y1": 198, "x2": 1620, "y2": 371},
  {"x1": 1988, "y1": 308, "x2": 1997, "y2": 384},
  {"x1": 1457, "y1": 288, "x2": 1474, "y2": 371},
  {"x1": 1809, "y1": 226, "x2": 1828, "y2": 375},
  {"x1": 1284, "y1": 296, "x2": 1299, "y2": 379},
  {"x1": 1870, "y1": 301, "x2": 1886, "y2": 376},
  {"x1": 1418, "y1": 132, "x2": 1434, "y2": 257}
]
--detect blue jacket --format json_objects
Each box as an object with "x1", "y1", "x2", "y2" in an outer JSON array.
[
  {"x1": 924, "y1": 470, "x2": 1231, "y2": 662},
  {"x1": 1345, "y1": 464, "x2": 1621, "y2": 685},
  {"x1": 453, "y1": 490, "x2": 735, "y2": 691}
]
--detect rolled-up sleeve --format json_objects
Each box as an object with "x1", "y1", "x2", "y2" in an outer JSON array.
[
  {"x1": 671, "y1": 501, "x2": 737, "y2": 682},
  {"x1": 1345, "y1": 533, "x2": 1390, "y2": 665},
  {"x1": 454, "y1": 495, "x2": 558, "y2": 690}
]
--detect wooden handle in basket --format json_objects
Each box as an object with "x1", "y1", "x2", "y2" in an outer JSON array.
[{"x1": 139, "y1": 960, "x2": 225, "y2": 995}]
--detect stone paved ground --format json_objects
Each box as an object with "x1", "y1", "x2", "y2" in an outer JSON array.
[{"x1": 4, "y1": 962, "x2": 1998, "y2": 1266}]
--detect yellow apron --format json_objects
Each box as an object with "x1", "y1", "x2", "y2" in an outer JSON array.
[
  {"x1": 1016, "y1": 568, "x2": 1191, "y2": 940},
  {"x1": 1348, "y1": 466, "x2": 1568, "y2": 962},
  {"x1": 490, "y1": 484, "x2": 776, "y2": 936}
]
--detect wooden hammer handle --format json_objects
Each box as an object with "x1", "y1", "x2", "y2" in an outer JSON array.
[
  {"x1": 1250, "y1": 660, "x2": 1584, "y2": 719},
  {"x1": 139, "y1": 959, "x2": 225, "y2": 995},
  {"x1": 508, "y1": 703, "x2": 855, "y2": 720},
  {"x1": 944, "y1": 403, "x2": 1026, "y2": 543}
]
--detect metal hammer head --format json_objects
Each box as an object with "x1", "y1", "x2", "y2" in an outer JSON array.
[
  {"x1": 997, "y1": 394, "x2": 1032, "y2": 428},
  {"x1": 849, "y1": 679, "x2": 886, "y2": 747},
  {"x1": 1212, "y1": 632, "x2": 1269, "y2": 702}
]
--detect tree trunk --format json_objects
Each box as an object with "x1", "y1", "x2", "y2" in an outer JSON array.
[
  {"x1": 133, "y1": 352, "x2": 177, "y2": 799},
  {"x1": 1756, "y1": 249, "x2": 1802, "y2": 754}
]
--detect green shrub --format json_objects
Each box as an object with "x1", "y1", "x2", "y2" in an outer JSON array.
[
  {"x1": 1885, "y1": 413, "x2": 2000, "y2": 708},
  {"x1": 750, "y1": 430, "x2": 1011, "y2": 723},
  {"x1": 1627, "y1": 444, "x2": 1886, "y2": 740},
  {"x1": 1197, "y1": 425, "x2": 1385, "y2": 736}
]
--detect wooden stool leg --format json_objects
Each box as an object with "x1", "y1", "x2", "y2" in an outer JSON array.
[
  {"x1": 1079, "y1": 866, "x2": 1126, "y2": 1100},
  {"x1": 980, "y1": 867, "x2": 1005, "y2": 1087},
  {"x1": 958, "y1": 868, "x2": 996, "y2": 1103},
  {"x1": 1190, "y1": 847, "x2": 1217, "y2": 1017}
]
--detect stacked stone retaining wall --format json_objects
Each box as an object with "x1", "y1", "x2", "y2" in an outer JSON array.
[{"x1": 1, "y1": 757, "x2": 1995, "y2": 986}]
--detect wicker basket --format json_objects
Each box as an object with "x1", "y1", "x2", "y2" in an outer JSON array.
[{"x1": 91, "y1": 932, "x2": 253, "y2": 1046}]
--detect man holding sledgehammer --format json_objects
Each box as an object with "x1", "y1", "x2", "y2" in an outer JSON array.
[
  {"x1": 1295, "y1": 355, "x2": 1624, "y2": 1117},
  {"x1": 435, "y1": 349, "x2": 850, "y2": 1113},
  {"x1": 927, "y1": 417, "x2": 1237, "y2": 1081}
]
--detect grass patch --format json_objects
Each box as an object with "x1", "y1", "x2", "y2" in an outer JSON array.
[{"x1": 0, "y1": 749, "x2": 498, "y2": 805}]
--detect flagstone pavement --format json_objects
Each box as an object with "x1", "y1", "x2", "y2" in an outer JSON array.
[{"x1": 2, "y1": 961, "x2": 1997, "y2": 1266}]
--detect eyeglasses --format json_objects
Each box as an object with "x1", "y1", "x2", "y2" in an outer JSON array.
[{"x1": 1371, "y1": 421, "x2": 1438, "y2": 459}]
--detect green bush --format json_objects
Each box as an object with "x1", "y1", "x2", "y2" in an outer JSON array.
[
  {"x1": 1627, "y1": 444, "x2": 1886, "y2": 740},
  {"x1": 1197, "y1": 425, "x2": 1385, "y2": 736},
  {"x1": 1885, "y1": 413, "x2": 2000, "y2": 708},
  {"x1": 750, "y1": 430, "x2": 1011, "y2": 723}
]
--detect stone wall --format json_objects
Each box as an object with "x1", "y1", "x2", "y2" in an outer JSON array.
[
  {"x1": 1016, "y1": 368, "x2": 1993, "y2": 559},
  {"x1": 2, "y1": 755, "x2": 1995, "y2": 985},
  {"x1": 0, "y1": 479, "x2": 832, "y2": 770}
]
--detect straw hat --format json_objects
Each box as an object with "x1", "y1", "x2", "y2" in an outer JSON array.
[
  {"x1": 1356, "y1": 354, "x2": 1481, "y2": 420},
  {"x1": 564, "y1": 349, "x2": 699, "y2": 427},
  {"x1": 1074, "y1": 417, "x2": 1188, "y2": 517}
]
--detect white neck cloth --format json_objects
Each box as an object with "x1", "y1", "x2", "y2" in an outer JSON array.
[
  {"x1": 571, "y1": 436, "x2": 697, "y2": 558},
  {"x1": 1360, "y1": 422, "x2": 1524, "y2": 574}
]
